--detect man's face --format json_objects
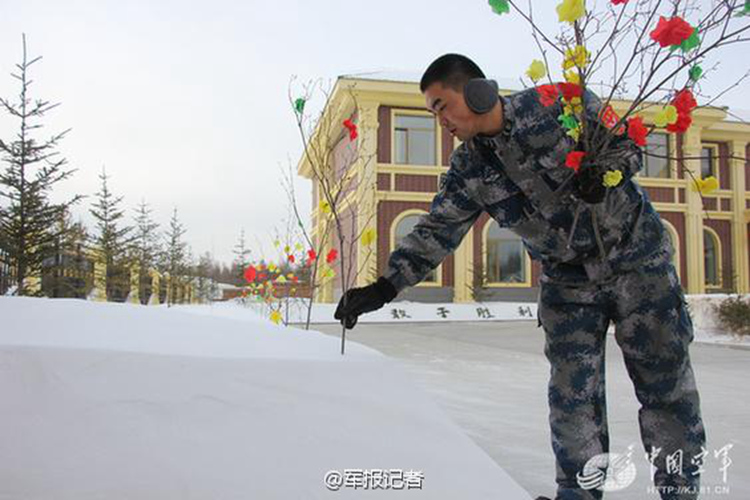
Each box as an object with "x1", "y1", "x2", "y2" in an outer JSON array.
[{"x1": 424, "y1": 81, "x2": 478, "y2": 142}]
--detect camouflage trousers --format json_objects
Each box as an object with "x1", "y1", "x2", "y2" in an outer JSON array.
[{"x1": 537, "y1": 258, "x2": 706, "y2": 500}]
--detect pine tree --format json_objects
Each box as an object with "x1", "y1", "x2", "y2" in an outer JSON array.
[
  {"x1": 132, "y1": 199, "x2": 160, "y2": 303},
  {"x1": 195, "y1": 251, "x2": 213, "y2": 303},
  {"x1": 232, "y1": 228, "x2": 252, "y2": 286},
  {"x1": 43, "y1": 206, "x2": 89, "y2": 298},
  {"x1": 195, "y1": 251, "x2": 221, "y2": 303},
  {"x1": 88, "y1": 167, "x2": 133, "y2": 301},
  {"x1": 162, "y1": 207, "x2": 188, "y2": 307},
  {"x1": 0, "y1": 34, "x2": 84, "y2": 296}
]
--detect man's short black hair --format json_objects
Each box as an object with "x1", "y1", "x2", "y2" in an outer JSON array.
[{"x1": 419, "y1": 53, "x2": 486, "y2": 93}]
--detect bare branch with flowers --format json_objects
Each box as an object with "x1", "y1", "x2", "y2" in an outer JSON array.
[
  {"x1": 285, "y1": 77, "x2": 378, "y2": 353},
  {"x1": 492, "y1": 0, "x2": 749, "y2": 239}
]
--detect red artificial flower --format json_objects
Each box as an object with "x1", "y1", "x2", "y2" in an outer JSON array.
[
  {"x1": 650, "y1": 16, "x2": 694, "y2": 48},
  {"x1": 326, "y1": 248, "x2": 338, "y2": 264},
  {"x1": 565, "y1": 151, "x2": 586, "y2": 172},
  {"x1": 258, "y1": 273, "x2": 267, "y2": 281},
  {"x1": 537, "y1": 84, "x2": 560, "y2": 107},
  {"x1": 666, "y1": 112, "x2": 692, "y2": 133},
  {"x1": 287, "y1": 254, "x2": 295, "y2": 264},
  {"x1": 558, "y1": 82, "x2": 583, "y2": 101},
  {"x1": 305, "y1": 249, "x2": 317, "y2": 266},
  {"x1": 611, "y1": 0, "x2": 628, "y2": 4},
  {"x1": 627, "y1": 116, "x2": 649, "y2": 146},
  {"x1": 243, "y1": 265, "x2": 257, "y2": 282},
  {"x1": 292, "y1": 276, "x2": 299, "y2": 283},
  {"x1": 343, "y1": 118, "x2": 358, "y2": 141},
  {"x1": 672, "y1": 89, "x2": 697, "y2": 114}
]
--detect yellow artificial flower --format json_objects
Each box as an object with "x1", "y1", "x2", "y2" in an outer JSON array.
[
  {"x1": 294, "y1": 242, "x2": 303, "y2": 251},
  {"x1": 270, "y1": 310, "x2": 282, "y2": 324},
  {"x1": 276, "y1": 275, "x2": 287, "y2": 283},
  {"x1": 321, "y1": 267, "x2": 335, "y2": 279},
  {"x1": 564, "y1": 70, "x2": 581, "y2": 85},
  {"x1": 563, "y1": 45, "x2": 590, "y2": 70},
  {"x1": 563, "y1": 98, "x2": 583, "y2": 116},
  {"x1": 567, "y1": 127, "x2": 581, "y2": 141},
  {"x1": 557, "y1": 0, "x2": 586, "y2": 25},
  {"x1": 319, "y1": 199, "x2": 331, "y2": 214},
  {"x1": 273, "y1": 240, "x2": 280, "y2": 247},
  {"x1": 361, "y1": 228, "x2": 376, "y2": 246},
  {"x1": 603, "y1": 170, "x2": 623, "y2": 187},
  {"x1": 268, "y1": 262, "x2": 277, "y2": 272},
  {"x1": 654, "y1": 105, "x2": 678, "y2": 127},
  {"x1": 283, "y1": 244, "x2": 290, "y2": 254},
  {"x1": 692, "y1": 176, "x2": 719, "y2": 194},
  {"x1": 526, "y1": 60, "x2": 547, "y2": 82}
]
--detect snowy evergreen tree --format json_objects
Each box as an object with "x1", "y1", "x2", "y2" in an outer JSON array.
[
  {"x1": 131, "y1": 199, "x2": 160, "y2": 302},
  {"x1": 162, "y1": 207, "x2": 188, "y2": 307},
  {"x1": 0, "y1": 34, "x2": 84, "y2": 296},
  {"x1": 42, "y1": 206, "x2": 89, "y2": 298},
  {"x1": 132, "y1": 199, "x2": 160, "y2": 269},
  {"x1": 195, "y1": 251, "x2": 219, "y2": 303},
  {"x1": 88, "y1": 167, "x2": 133, "y2": 301},
  {"x1": 231, "y1": 228, "x2": 252, "y2": 285}
]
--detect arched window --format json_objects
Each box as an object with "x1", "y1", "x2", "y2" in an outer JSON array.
[
  {"x1": 392, "y1": 212, "x2": 439, "y2": 284},
  {"x1": 703, "y1": 228, "x2": 721, "y2": 288},
  {"x1": 485, "y1": 221, "x2": 527, "y2": 284},
  {"x1": 661, "y1": 220, "x2": 680, "y2": 279}
]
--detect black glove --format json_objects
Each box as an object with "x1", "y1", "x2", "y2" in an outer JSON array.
[
  {"x1": 334, "y1": 276, "x2": 398, "y2": 329},
  {"x1": 574, "y1": 159, "x2": 607, "y2": 204}
]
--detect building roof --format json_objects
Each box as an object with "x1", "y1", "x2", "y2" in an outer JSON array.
[
  {"x1": 724, "y1": 108, "x2": 750, "y2": 124},
  {"x1": 337, "y1": 69, "x2": 523, "y2": 92},
  {"x1": 216, "y1": 282, "x2": 241, "y2": 290}
]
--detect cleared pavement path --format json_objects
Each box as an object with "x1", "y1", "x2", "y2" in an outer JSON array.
[{"x1": 310, "y1": 320, "x2": 749, "y2": 499}]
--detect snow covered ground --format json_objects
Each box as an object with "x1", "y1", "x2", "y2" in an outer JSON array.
[
  {"x1": 0, "y1": 296, "x2": 532, "y2": 499},
  {"x1": 683, "y1": 294, "x2": 750, "y2": 346}
]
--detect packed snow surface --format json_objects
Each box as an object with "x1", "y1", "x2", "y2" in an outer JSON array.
[{"x1": 0, "y1": 297, "x2": 531, "y2": 499}]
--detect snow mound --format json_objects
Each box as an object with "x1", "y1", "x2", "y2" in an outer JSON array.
[{"x1": 0, "y1": 297, "x2": 531, "y2": 499}]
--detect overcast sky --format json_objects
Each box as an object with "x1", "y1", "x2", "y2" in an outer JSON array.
[{"x1": 1, "y1": 0, "x2": 747, "y2": 266}]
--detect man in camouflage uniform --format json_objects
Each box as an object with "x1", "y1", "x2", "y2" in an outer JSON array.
[{"x1": 335, "y1": 54, "x2": 706, "y2": 500}]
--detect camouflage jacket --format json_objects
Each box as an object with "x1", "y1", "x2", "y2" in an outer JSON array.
[{"x1": 383, "y1": 87, "x2": 674, "y2": 294}]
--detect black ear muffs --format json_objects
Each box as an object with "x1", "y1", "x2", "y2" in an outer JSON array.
[{"x1": 464, "y1": 78, "x2": 499, "y2": 114}]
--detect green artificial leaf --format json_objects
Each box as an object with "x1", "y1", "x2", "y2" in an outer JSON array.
[
  {"x1": 294, "y1": 98, "x2": 306, "y2": 114},
  {"x1": 689, "y1": 65, "x2": 703, "y2": 82},
  {"x1": 488, "y1": 0, "x2": 510, "y2": 15},
  {"x1": 669, "y1": 28, "x2": 700, "y2": 53},
  {"x1": 558, "y1": 113, "x2": 579, "y2": 130},
  {"x1": 679, "y1": 29, "x2": 700, "y2": 52},
  {"x1": 737, "y1": 0, "x2": 750, "y2": 16}
]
